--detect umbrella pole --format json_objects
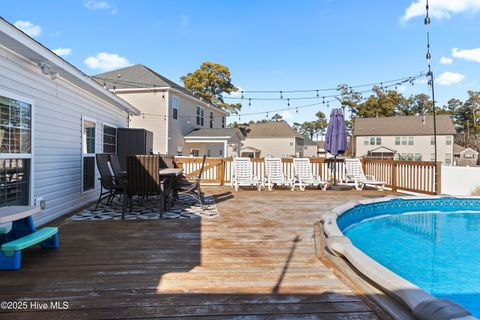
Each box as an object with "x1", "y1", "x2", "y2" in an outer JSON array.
[{"x1": 333, "y1": 156, "x2": 337, "y2": 186}]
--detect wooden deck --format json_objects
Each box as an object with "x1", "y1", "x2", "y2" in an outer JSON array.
[{"x1": 0, "y1": 187, "x2": 395, "y2": 319}]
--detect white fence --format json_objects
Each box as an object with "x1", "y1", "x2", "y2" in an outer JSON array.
[{"x1": 441, "y1": 165, "x2": 480, "y2": 196}]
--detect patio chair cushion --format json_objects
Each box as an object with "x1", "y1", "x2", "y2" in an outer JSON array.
[{"x1": 1, "y1": 227, "x2": 58, "y2": 257}]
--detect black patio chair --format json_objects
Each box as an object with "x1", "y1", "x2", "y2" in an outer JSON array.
[
  {"x1": 95, "y1": 154, "x2": 125, "y2": 210},
  {"x1": 175, "y1": 155, "x2": 207, "y2": 209},
  {"x1": 109, "y1": 154, "x2": 127, "y2": 182},
  {"x1": 123, "y1": 155, "x2": 164, "y2": 219}
]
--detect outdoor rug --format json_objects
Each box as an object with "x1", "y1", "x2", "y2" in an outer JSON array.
[{"x1": 69, "y1": 194, "x2": 219, "y2": 220}]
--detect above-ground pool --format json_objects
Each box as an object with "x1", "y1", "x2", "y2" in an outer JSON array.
[{"x1": 324, "y1": 197, "x2": 480, "y2": 319}]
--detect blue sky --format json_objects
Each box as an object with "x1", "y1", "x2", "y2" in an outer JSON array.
[{"x1": 2, "y1": 0, "x2": 480, "y2": 124}]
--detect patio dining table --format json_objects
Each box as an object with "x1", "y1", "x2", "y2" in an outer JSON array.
[{"x1": 159, "y1": 168, "x2": 183, "y2": 210}]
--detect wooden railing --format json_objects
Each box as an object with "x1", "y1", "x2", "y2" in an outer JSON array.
[{"x1": 175, "y1": 157, "x2": 441, "y2": 195}]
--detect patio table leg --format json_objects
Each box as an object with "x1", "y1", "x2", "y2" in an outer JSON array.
[{"x1": 5, "y1": 216, "x2": 36, "y2": 243}]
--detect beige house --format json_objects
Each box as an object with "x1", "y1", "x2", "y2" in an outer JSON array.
[
  {"x1": 95, "y1": 65, "x2": 229, "y2": 156},
  {"x1": 353, "y1": 115, "x2": 456, "y2": 165},
  {"x1": 239, "y1": 121, "x2": 305, "y2": 158},
  {"x1": 303, "y1": 135, "x2": 319, "y2": 157},
  {"x1": 183, "y1": 128, "x2": 244, "y2": 157},
  {"x1": 453, "y1": 144, "x2": 479, "y2": 166}
]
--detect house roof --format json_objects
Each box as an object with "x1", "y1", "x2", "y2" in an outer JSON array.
[
  {"x1": 453, "y1": 143, "x2": 479, "y2": 155},
  {"x1": 94, "y1": 64, "x2": 227, "y2": 115},
  {"x1": 240, "y1": 121, "x2": 304, "y2": 139},
  {"x1": 316, "y1": 141, "x2": 325, "y2": 148},
  {"x1": 353, "y1": 115, "x2": 456, "y2": 136},
  {"x1": 302, "y1": 135, "x2": 318, "y2": 146},
  {"x1": 369, "y1": 146, "x2": 396, "y2": 153},
  {"x1": 184, "y1": 128, "x2": 244, "y2": 140},
  {"x1": 0, "y1": 18, "x2": 140, "y2": 115}
]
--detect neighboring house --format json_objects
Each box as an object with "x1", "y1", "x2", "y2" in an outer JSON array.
[
  {"x1": 353, "y1": 115, "x2": 456, "y2": 164},
  {"x1": 0, "y1": 18, "x2": 140, "y2": 225},
  {"x1": 94, "y1": 65, "x2": 229, "y2": 156},
  {"x1": 239, "y1": 121, "x2": 305, "y2": 158},
  {"x1": 453, "y1": 144, "x2": 479, "y2": 166},
  {"x1": 302, "y1": 135, "x2": 319, "y2": 157},
  {"x1": 183, "y1": 128, "x2": 244, "y2": 157},
  {"x1": 316, "y1": 141, "x2": 327, "y2": 157}
]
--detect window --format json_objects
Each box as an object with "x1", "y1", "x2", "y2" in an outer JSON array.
[
  {"x1": 219, "y1": 149, "x2": 223, "y2": 157},
  {"x1": 366, "y1": 137, "x2": 381, "y2": 145},
  {"x1": 431, "y1": 136, "x2": 435, "y2": 145},
  {"x1": 408, "y1": 137, "x2": 414, "y2": 145},
  {"x1": 414, "y1": 153, "x2": 422, "y2": 161},
  {"x1": 446, "y1": 136, "x2": 452, "y2": 145},
  {"x1": 82, "y1": 118, "x2": 96, "y2": 192},
  {"x1": 172, "y1": 96, "x2": 179, "y2": 120},
  {"x1": 196, "y1": 106, "x2": 204, "y2": 126},
  {"x1": 376, "y1": 137, "x2": 382, "y2": 145},
  {"x1": 465, "y1": 154, "x2": 474, "y2": 159},
  {"x1": 221, "y1": 117, "x2": 225, "y2": 128},
  {"x1": 445, "y1": 153, "x2": 452, "y2": 165},
  {"x1": 207, "y1": 149, "x2": 211, "y2": 157},
  {"x1": 395, "y1": 137, "x2": 400, "y2": 145},
  {"x1": 0, "y1": 94, "x2": 32, "y2": 207},
  {"x1": 103, "y1": 125, "x2": 117, "y2": 154},
  {"x1": 281, "y1": 153, "x2": 289, "y2": 158},
  {"x1": 190, "y1": 148, "x2": 199, "y2": 157},
  {"x1": 363, "y1": 137, "x2": 369, "y2": 146},
  {"x1": 209, "y1": 112, "x2": 214, "y2": 128},
  {"x1": 401, "y1": 136, "x2": 407, "y2": 145},
  {"x1": 370, "y1": 137, "x2": 375, "y2": 145},
  {"x1": 430, "y1": 153, "x2": 435, "y2": 161}
]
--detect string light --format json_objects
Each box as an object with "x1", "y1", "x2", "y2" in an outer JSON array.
[
  {"x1": 280, "y1": 91, "x2": 283, "y2": 99},
  {"x1": 241, "y1": 91, "x2": 244, "y2": 99},
  {"x1": 287, "y1": 98, "x2": 290, "y2": 107},
  {"x1": 316, "y1": 90, "x2": 319, "y2": 97},
  {"x1": 248, "y1": 98, "x2": 251, "y2": 106}
]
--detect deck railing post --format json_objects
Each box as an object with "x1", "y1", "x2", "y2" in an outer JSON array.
[
  {"x1": 435, "y1": 162, "x2": 442, "y2": 194},
  {"x1": 391, "y1": 161, "x2": 397, "y2": 192}
]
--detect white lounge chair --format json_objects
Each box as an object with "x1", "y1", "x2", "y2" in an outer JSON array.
[
  {"x1": 344, "y1": 158, "x2": 385, "y2": 191},
  {"x1": 264, "y1": 158, "x2": 294, "y2": 191},
  {"x1": 293, "y1": 158, "x2": 328, "y2": 191},
  {"x1": 232, "y1": 157, "x2": 262, "y2": 191}
]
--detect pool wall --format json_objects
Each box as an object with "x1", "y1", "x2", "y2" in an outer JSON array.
[{"x1": 321, "y1": 196, "x2": 479, "y2": 320}]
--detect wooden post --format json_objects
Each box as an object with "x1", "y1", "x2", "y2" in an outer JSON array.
[
  {"x1": 435, "y1": 162, "x2": 442, "y2": 194},
  {"x1": 218, "y1": 158, "x2": 225, "y2": 186},
  {"x1": 391, "y1": 162, "x2": 397, "y2": 192}
]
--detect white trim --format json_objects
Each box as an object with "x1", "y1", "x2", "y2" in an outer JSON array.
[
  {"x1": 81, "y1": 116, "x2": 97, "y2": 193},
  {"x1": 0, "y1": 89, "x2": 35, "y2": 206},
  {"x1": 184, "y1": 139, "x2": 230, "y2": 144},
  {"x1": 165, "y1": 91, "x2": 170, "y2": 154}
]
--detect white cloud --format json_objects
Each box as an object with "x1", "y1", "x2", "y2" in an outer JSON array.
[
  {"x1": 401, "y1": 0, "x2": 480, "y2": 22},
  {"x1": 13, "y1": 20, "x2": 42, "y2": 37},
  {"x1": 397, "y1": 85, "x2": 407, "y2": 92},
  {"x1": 440, "y1": 56, "x2": 453, "y2": 65},
  {"x1": 452, "y1": 47, "x2": 480, "y2": 63},
  {"x1": 281, "y1": 111, "x2": 292, "y2": 119},
  {"x1": 436, "y1": 71, "x2": 465, "y2": 85},
  {"x1": 84, "y1": 1, "x2": 117, "y2": 14},
  {"x1": 84, "y1": 52, "x2": 131, "y2": 72},
  {"x1": 52, "y1": 48, "x2": 72, "y2": 57}
]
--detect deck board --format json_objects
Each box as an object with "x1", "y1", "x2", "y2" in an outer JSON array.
[{"x1": 0, "y1": 187, "x2": 394, "y2": 319}]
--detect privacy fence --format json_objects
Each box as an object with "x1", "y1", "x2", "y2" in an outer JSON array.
[{"x1": 174, "y1": 157, "x2": 441, "y2": 195}]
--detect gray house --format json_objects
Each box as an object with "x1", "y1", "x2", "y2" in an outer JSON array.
[{"x1": 95, "y1": 65, "x2": 229, "y2": 156}]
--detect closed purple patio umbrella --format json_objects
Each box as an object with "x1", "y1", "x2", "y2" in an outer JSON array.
[{"x1": 324, "y1": 108, "x2": 347, "y2": 185}]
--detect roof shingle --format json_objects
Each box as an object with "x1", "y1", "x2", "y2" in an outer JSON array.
[
  {"x1": 353, "y1": 115, "x2": 456, "y2": 136},
  {"x1": 240, "y1": 121, "x2": 304, "y2": 139}
]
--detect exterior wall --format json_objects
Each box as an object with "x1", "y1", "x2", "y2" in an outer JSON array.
[
  {"x1": 183, "y1": 142, "x2": 224, "y2": 157},
  {"x1": 118, "y1": 91, "x2": 168, "y2": 154},
  {"x1": 454, "y1": 149, "x2": 479, "y2": 166},
  {"x1": 242, "y1": 138, "x2": 297, "y2": 158},
  {"x1": 168, "y1": 93, "x2": 226, "y2": 156},
  {"x1": 0, "y1": 44, "x2": 129, "y2": 226},
  {"x1": 355, "y1": 135, "x2": 454, "y2": 163},
  {"x1": 303, "y1": 145, "x2": 318, "y2": 157}
]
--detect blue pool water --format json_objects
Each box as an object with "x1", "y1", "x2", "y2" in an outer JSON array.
[{"x1": 344, "y1": 210, "x2": 480, "y2": 317}]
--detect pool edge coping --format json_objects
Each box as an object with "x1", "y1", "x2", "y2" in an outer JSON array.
[{"x1": 319, "y1": 195, "x2": 478, "y2": 320}]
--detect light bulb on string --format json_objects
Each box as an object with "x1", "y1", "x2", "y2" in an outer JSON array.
[
  {"x1": 287, "y1": 98, "x2": 290, "y2": 107},
  {"x1": 296, "y1": 108, "x2": 299, "y2": 115},
  {"x1": 280, "y1": 91, "x2": 283, "y2": 99},
  {"x1": 316, "y1": 90, "x2": 319, "y2": 98},
  {"x1": 322, "y1": 97, "x2": 325, "y2": 104},
  {"x1": 241, "y1": 91, "x2": 244, "y2": 99},
  {"x1": 248, "y1": 98, "x2": 251, "y2": 107}
]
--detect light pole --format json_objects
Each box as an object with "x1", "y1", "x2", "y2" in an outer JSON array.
[{"x1": 425, "y1": 0, "x2": 439, "y2": 194}]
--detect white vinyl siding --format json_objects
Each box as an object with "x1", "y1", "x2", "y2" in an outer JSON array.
[{"x1": 0, "y1": 44, "x2": 129, "y2": 225}]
